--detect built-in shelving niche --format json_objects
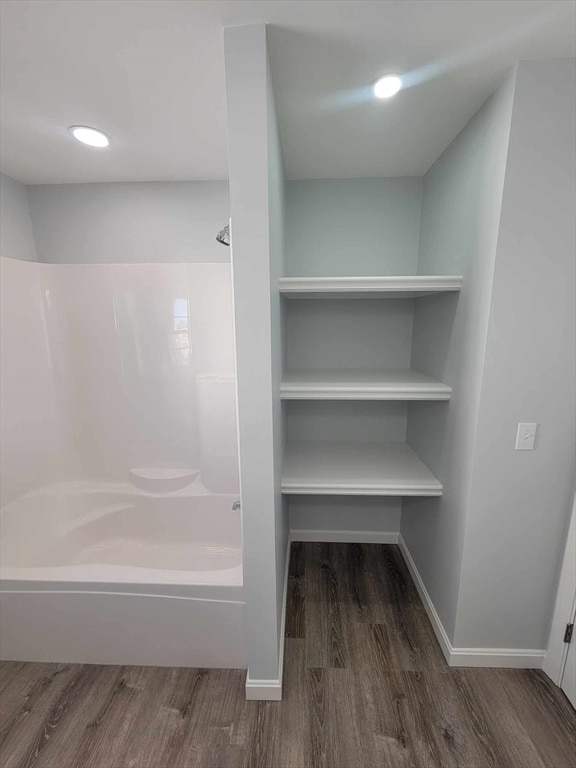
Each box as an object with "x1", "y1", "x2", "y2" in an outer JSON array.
[
  {"x1": 279, "y1": 275, "x2": 462, "y2": 499},
  {"x1": 280, "y1": 178, "x2": 463, "y2": 502}
]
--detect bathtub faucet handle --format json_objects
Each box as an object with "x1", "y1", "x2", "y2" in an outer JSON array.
[{"x1": 232, "y1": 500, "x2": 241, "y2": 511}]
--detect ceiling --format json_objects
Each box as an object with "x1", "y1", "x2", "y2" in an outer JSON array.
[{"x1": 1, "y1": 1, "x2": 574, "y2": 184}]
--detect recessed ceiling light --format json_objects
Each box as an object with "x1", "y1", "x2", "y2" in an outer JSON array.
[
  {"x1": 68, "y1": 125, "x2": 110, "y2": 148},
  {"x1": 373, "y1": 75, "x2": 402, "y2": 99}
]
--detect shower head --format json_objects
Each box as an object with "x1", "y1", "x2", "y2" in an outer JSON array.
[{"x1": 216, "y1": 224, "x2": 230, "y2": 247}]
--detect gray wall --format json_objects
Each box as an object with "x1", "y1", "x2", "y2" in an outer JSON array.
[
  {"x1": 267, "y1": 31, "x2": 290, "y2": 644},
  {"x1": 224, "y1": 23, "x2": 288, "y2": 687},
  {"x1": 286, "y1": 177, "x2": 422, "y2": 277},
  {"x1": 285, "y1": 178, "x2": 422, "y2": 535},
  {"x1": 402, "y1": 71, "x2": 517, "y2": 640},
  {"x1": 26, "y1": 181, "x2": 229, "y2": 263},
  {"x1": 454, "y1": 60, "x2": 576, "y2": 650},
  {"x1": 289, "y1": 497, "x2": 400, "y2": 536},
  {"x1": 286, "y1": 298, "x2": 414, "y2": 370},
  {"x1": 287, "y1": 397, "x2": 406, "y2": 532},
  {"x1": 0, "y1": 173, "x2": 37, "y2": 261}
]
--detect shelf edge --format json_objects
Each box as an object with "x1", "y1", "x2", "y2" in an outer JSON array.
[
  {"x1": 279, "y1": 275, "x2": 463, "y2": 295},
  {"x1": 280, "y1": 387, "x2": 451, "y2": 401},
  {"x1": 281, "y1": 484, "x2": 443, "y2": 496}
]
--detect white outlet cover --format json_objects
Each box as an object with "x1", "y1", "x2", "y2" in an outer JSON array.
[{"x1": 515, "y1": 422, "x2": 537, "y2": 450}]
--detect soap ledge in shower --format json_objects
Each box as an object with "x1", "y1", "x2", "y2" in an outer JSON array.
[{"x1": 129, "y1": 468, "x2": 201, "y2": 494}]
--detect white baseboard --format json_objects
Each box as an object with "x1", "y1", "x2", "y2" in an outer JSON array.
[
  {"x1": 245, "y1": 533, "x2": 291, "y2": 701},
  {"x1": 291, "y1": 529, "x2": 399, "y2": 544},
  {"x1": 448, "y1": 647, "x2": 546, "y2": 668},
  {"x1": 397, "y1": 533, "x2": 453, "y2": 663},
  {"x1": 397, "y1": 534, "x2": 545, "y2": 669},
  {"x1": 245, "y1": 677, "x2": 283, "y2": 701}
]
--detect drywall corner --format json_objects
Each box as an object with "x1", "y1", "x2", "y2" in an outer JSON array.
[
  {"x1": 402, "y1": 69, "x2": 518, "y2": 643},
  {"x1": 0, "y1": 173, "x2": 37, "y2": 262},
  {"x1": 454, "y1": 59, "x2": 576, "y2": 651},
  {"x1": 224, "y1": 22, "x2": 289, "y2": 696}
]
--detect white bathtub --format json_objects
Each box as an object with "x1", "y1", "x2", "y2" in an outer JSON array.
[{"x1": 0, "y1": 482, "x2": 246, "y2": 668}]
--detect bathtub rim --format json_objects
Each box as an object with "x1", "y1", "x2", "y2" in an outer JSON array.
[{"x1": 0, "y1": 559, "x2": 243, "y2": 588}]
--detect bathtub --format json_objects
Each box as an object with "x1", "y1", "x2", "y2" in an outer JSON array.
[{"x1": 0, "y1": 482, "x2": 246, "y2": 668}]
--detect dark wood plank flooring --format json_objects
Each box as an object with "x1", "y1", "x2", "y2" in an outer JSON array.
[{"x1": 1, "y1": 543, "x2": 575, "y2": 767}]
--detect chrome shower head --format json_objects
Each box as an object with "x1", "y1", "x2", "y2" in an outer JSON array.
[{"x1": 216, "y1": 224, "x2": 230, "y2": 247}]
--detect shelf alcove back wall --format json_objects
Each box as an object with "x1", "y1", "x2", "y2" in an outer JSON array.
[
  {"x1": 284, "y1": 177, "x2": 425, "y2": 537},
  {"x1": 286, "y1": 401, "x2": 408, "y2": 443},
  {"x1": 289, "y1": 496, "x2": 401, "y2": 539},
  {"x1": 286, "y1": 178, "x2": 422, "y2": 277},
  {"x1": 286, "y1": 299, "x2": 415, "y2": 371}
]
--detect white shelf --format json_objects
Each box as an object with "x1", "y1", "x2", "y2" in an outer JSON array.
[
  {"x1": 282, "y1": 441, "x2": 442, "y2": 496},
  {"x1": 279, "y1": 275, "x2": 463, "y2": 299},
  {"x1": 281, "y1": 369, "x2": 451, "y2": 400}
]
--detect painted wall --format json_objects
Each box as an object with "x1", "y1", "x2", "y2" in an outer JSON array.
[
  {"x1": 286, "y1": 298, "x2": 414, "y2": 526},
  {"x1": 289, "y1": 497, "x2": 400, "y2": 537},
  {"x1": 224, "y1": 23, "x2": 288, "y2": 691},
  {"x1": 286, "y1": 177, "x2": 422, "y2": 277},
  {"x1": 286, "y1": 298, "x2": 414, "y2": 371},
  {"x1": 285, "y1": 178, "x2": 422, "y2": 535},
  {"x1": 0, "y1": 173, "x2": 37, "y2": 262},
  {"x1": 402, "y1": 71, "x2": 517, "y2": 640},
  {"x1": 27, "y1": 181, "x2": 229, "y2": 263},
  {"x1": 454, "y1": 60, "x2": 576, "y2": 650},
  {"x1": 267, "y1": 36, "x2": 290, "y2": 645}
]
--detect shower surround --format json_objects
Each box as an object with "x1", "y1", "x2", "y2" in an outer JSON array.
[{"x1": 0, "y1": 256, "x2": 245, "y2": 668}]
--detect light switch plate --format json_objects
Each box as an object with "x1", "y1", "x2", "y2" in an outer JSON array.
[{"x1": 515, "y1": 422, "x2": 537, "y2": 450}]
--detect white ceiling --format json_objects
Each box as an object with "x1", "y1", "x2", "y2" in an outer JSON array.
[{"x1": 1, "y1": 1, "x2": 574, "y2": 184}]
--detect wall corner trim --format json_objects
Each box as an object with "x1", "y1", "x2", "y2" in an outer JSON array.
[
  {"x1": 245, "y1": 534, "x2": 291, "y2": 701},
  {"x1": 398, "y1": 534, "x2": 545, "y2": 669}
]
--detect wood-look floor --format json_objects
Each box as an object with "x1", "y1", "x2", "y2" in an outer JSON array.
[{"x1": 1, "y1": 543, "x2": 575, "y2": 768}]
